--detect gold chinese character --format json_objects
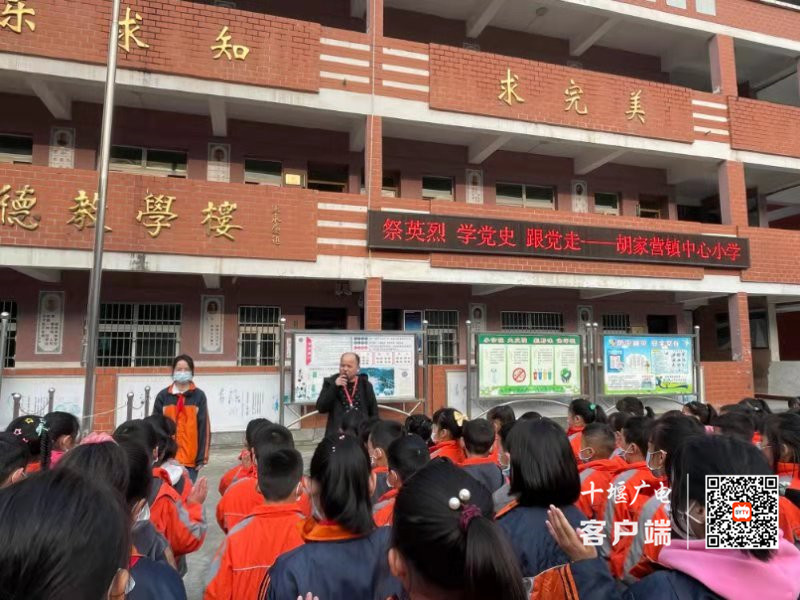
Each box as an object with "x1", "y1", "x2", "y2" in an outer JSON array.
[
  {"x1": 118, "y1": 6, "x2": 149, "y2": 53},
  {"x1": 0, "y1": 184, "x2": 39, "y2": 230},
  {"x1": 201, "y1": 200, "x2": 242, "y2": 241},
  {"x1": 136, "y1": 194, "x2": 177, "y2": 237},
  {"x1": 564, "y1": 79, "x2": 588, "y2": 115},
  {"x1": 0, "y1": 0, "x2": 35, "y2": 34},
  {"x1": 498, "y1": 68, "x2": 524, "y2": 106},
  {"x1": 211, "y1": 25, "x2": 249, "y2": 61},
  {"x1": 67, "y1": 190, "x2": 112, "y2": 231},
  {"x1": 626, "y1": 89, "x2": 645, "y2": 124},
  {"x1": 271, "y1": 204, "x2": 281, "y2": 246}
]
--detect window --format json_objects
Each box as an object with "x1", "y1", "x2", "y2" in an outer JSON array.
[
  {"x1": 0, "y1": 134, "x2": 32, "y2": 164},
  {"x1": 637, "y1": 196, "x2": 664, "y2": 219},
  {"x1": 646, "y1": 314, "x2": 677, "y2": 334},
  {"x1": 305, "y1": 307, "x2": 347, "y2": 329},
  {"x1": 425, "y1": 310, "x2": 458, "y2": 365},
  {"x1": 749, "y1": 310, "x2": 769, "y2": 349},
  {"x1": 495, "y1": 183, "x2": 555, "y2": 209},
  {"x1": 501, "y1": 311, "x2": 564, "y2": 332},
  {"x1": 244, "y1": 159, "x2": 282, "y2": 186},
  {"x1": 715, "y1": 313, "x2": 731, "y2": 350},
  {"x1": 422, "y1": 176, "x2": 454, "y2": 201},
  {"x1": 594, "y1": 192, "x2": 620, "y2": 216},
  {"x1": 307, "y1": 163, "x2": 348, "y2": 193},
  {"x1": 97, "y1": 303, "x2": 181, "y2": 367},
  {"x1": 110, "y1": 146, "x2": 187, "y2": 178},
  {"x1": 360, "y1": 171, "x2": 400, "y2": 197},
  {"x1": 602, "y1": 313, "x2": 631, "y2": 333},
  {"x1": 238, "y1": 306, "x2": 280, "y2": 366},
  {"x1": 0, "y1": 301, "x2": 17, "y2": 367}
]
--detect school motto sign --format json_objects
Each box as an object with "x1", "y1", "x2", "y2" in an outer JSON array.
[{"x1": 367, "y1": 211, "x2": 750, "y2": 269}]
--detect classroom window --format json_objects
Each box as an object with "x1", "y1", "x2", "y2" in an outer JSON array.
[
  {"x1": 0, "y1": 134, "x2": 33, "y2": 164},
  {"x1": 638, "y1": 195, "x2": 665, "y2": 219},
  {"x1": 422, "y1": 176, "x2": 454, "y2": 201},
  {"x1": 238, "y1": 306, "x2": 281, "y2": 366},
  {"x1": 501, "y1": 311, "x2": 564, "y2": 332},
  {"x1": 244, "y1": 159, "x2": 282, "y2": 186},
  {"x1": 594, "y1": 192, "x2": 620, "y2": 216},
  {"x1": 307, "y1": 163, "x2": 348, "y2": 193},
  {"x1": 495, "y1": 183, "x2": 555, "y2": 209},
  {"x1": 360, "y1": 171, "x2": 400, "y2": 197},
  {"x1": 715, "y1": 313, "x2": 731, "y2": 350},
  {"x1": 602, "y1": 313, "x2": 631, "y2": 333},
  {"x1": 749, "y1": 310, "x2": 769, "y2": 349},
  {"x1": 97, "y1": 303, "x2": 181, "y2": 367},
  {"x1": 0, "y1": 300, "x2": 17, "y2": 367},
  {"x1": 425, "y1": 310, "x2": 458, "y2": 365},
  {"x1": 109, "y1": 146, "x2": 187, "y2": 178}
]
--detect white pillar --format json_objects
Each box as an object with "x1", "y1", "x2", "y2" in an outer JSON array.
[{"x1": 767, "y1": 301, "x2": 780, "y2": 363}]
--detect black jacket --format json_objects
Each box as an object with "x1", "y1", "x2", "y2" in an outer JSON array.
[{"x1": 316, "y1": 373, "x2": 378, "y2": 436}]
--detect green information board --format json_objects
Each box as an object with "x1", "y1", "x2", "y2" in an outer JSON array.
[{"x1": 477, "y1": 334, "x2": 582, "y2": 397}]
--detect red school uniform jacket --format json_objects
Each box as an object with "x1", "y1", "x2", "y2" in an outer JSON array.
[
  {"x1": 373, "y1": 488, "x2": 398, "y2": 527},
  {"x1": 577, "y1": 458, "x2": 627, "y2": 520},
  {"x1": 567, "y1": 426, "x2": 584, "y2": 461},
  {"x1": 149, "y1": 467, "x2": 207, "y2": 560},
  {"x1": 217, "y1": 476, "x2": 311, "y2": 533},
  {"x1": 218, "y1": 456, "x2": 254, "y2": 496},
  {"x1": 154, "y1": 383, "x2": 210, "y2": 469},
  {"x1": 430, "y1": 440, "x2": 466, "y2": 464},
  {"x1": 204, "y1": 504, "x2": 305, "y2": 600}
]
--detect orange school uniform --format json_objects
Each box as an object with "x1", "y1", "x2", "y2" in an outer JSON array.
[
  {"x1": 204, "y1": 504, "x2": 305, "y2": 600},
  {"x1": 430, "y1": 440, "x2": 466, "y2": 464},
  {"x1": 218, "y1": 450, "x2": 254, "y2": 496},
  {"x1": 577, "y1": 458, "x2": 627, "y2": 520},
  {"x1": 567, "y1": 426, "x2": 584, "y2": 461},
  {"x1": 373, "y1": 488, "x2": 398, "y2": 527},
  {"x1": 216, "y1": 476, "x2": 311, "y2": 533},
  {"x1": 149, "y1": 467, "x2": 207, "y2": 560}
]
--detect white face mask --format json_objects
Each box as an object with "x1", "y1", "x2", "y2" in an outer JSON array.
[
  {"x1": 136, "y1": 502, "x2": 150, "y2": 522},
  {"x1": 173, "y1": 370, "x2": 192, "y2": 384}
]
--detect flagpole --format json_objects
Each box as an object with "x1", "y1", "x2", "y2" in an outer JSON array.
[{"x1": 82, "y1": 0, "x2": 121, "y2": 433}]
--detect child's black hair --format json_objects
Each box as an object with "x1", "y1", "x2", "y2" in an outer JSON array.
[
  {"x1": 0, "y1": 468, "x2": 130, "y2": 599},
  {"x1": 650, "y1": 413, "x2": 704, "y2": 457},
  {"x1": 258, "y1": 448, "x2": 303, "y2": 502},
  {"x1": 621, "y1": 416, "x2": 655, "y2": 456},
  {"x1": 615, "y1": 396, "x2": 655, "y2": 418},
  {"x1": 487, "y1": 405, "x2": 516, "y2": 429},
  {"x1": 252, "y1": 423, "x2": 295, "y2": 464},
  {"x1": 245, "y1": 418, "x2": 270, "y2": 448},
  {"x1": 432, "y1": 407, "x2": 465, "y2": 440},
  {"x1": 712, "y1": 412, "x2": 755, "y2": 444},
  {"x1": 341, "y1": 410, "x2": 367, "y2": 438},
  {"x1": 739, "y1": 397, "x2": 772, "y2": 434},
  {"x1": 0, "y1": 432, "x2": 29, "y2": 485},
  {"x1": 392, "y1": 458, "x2": 526, "y2": 600},
  {"x1": 518, "y1": 411, "x2": 542, "y2": 421},
  {"x1": 6, "y1": 415, "x2": 44, "y2": 464},
  {"x1": 683, "y1": 401, "x2": 717, "y2": 425},
  {"x1": 498, "y1": 421, "x2": 515, "y2": 451},
  {"x1": 462, "y1": 418, "x2": 495, "y2": 456},
  {"x1": 369, "y1": 420, "x2": 403, "y2": 453},
  {"x1": 569, "y1": 398, "x2": 607, "y2": 425},
  {"x1": 404, "y1": 414, "x2": 433, "y2": 446},
  {"x1": 310, "y1": 434, "x2": 374, "y2": 536},
  {"x1": 116, "y1": 437, "x2": 153, "y2": 509},
  {"x1": 765, "y1": 412, "x2": 800, "y2": 473},
  {"x1": 608, "y1": 411, "x2": 630, "y2": 433},
  {"x1": 387, "y1": 434, "x2": 430, "y2": 483},
  {"x1": 144, "y1": 414, "x2": 177, "y2": 463},
  {"x1": 113, "y1": 419, "x2": 158, "y2": 456},
  {"x1": 582, "y1": 423, "x2": 616, "y2": 458},
  {"x1": 507, "y1": 419, "x2": 580, "y2": 507},
  {"x1": 42, "y1": 411, "x2": 80, "y2": 465},
  {"x1": 57, "y1": 439, "x2": 129, "y2": 500}
]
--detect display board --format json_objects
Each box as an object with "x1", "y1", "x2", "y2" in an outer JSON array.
[
  {"x1": 603, "y1": 335, "x2": 694, "y2": 395},
  {"x1": 292, "y1": 332, "x2": 417, "y2": 403},
  {"x1": 477, "y1": 333, "x2": 582, "y2": 397},
  {"x1": 0, "y1": 376, "x2": 84, "y2": 429}
]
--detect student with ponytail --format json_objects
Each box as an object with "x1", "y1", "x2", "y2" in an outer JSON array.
[
  {"x1": 39, "y1": 411, "x2": 80, "y2": 468},
  {"x1": 6, "y1": 414, "x2": 46, "y2": 472},
  {"x1": 430, "y1": 408, "x2": 467, "y2": 464},
  {"x1": 615, "y1": 397, "x2": 655, "y2": 419},
  {"x1": 682, "y1": 400, "x2": 717, "y2": 429},
  {"x1": 388, "y1": 458, "x2": 526, "y2": 600},
  {"x1": 567, "y1": 398, "x2": 607, "y2": 460}
]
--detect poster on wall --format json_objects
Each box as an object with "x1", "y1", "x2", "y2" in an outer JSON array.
[
  {"x1": 49, "y1": 127, "x2": 75, "y2": 169},
  {"x1": 603, "y1": 335, "x2": 694, "y2": 395},
  {"x1": 0, "y1": 377, "x2": 84, "y2": 429},
  {"x1": 35, "y1": 291, "x2": 64, "y2": 354},
  {"x1": 293, "y1": 332, "x2": 417, "y2": 403},
  {"x1": 477, "y1": 334, "x2": 582, "y2": 397},
  {"x1": 466, "y1": 169, "x2": 484, "y2": 204},
  {"x1": 200, "y1": 295, "x2": 224, "y2": 354}
]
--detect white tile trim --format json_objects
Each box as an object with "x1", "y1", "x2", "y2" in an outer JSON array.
[
  {"x1": 382, "y1": 47, "x2": 429, "y2": 61},
  {"x1": 382, "y1": 80, "x2": 430, "y2": 92},
  {"x1": 320, "y1": 54, "x2": 370, "y2": 68},
  {"x1": 382, "y1": 63, "x2": 430, "y2": 77},
  {"x1": 317, "y1": 220, "x2": 368, "y2": 229},
  {"x1": 317, "y1": 202, "x2": 368, "y2": 213},
  {"x1": 320, "y1": 37, "x2": 371, "y2": 52},
  {"x1": 317, "y1": 238, "x2": 368, "y2": 246}
]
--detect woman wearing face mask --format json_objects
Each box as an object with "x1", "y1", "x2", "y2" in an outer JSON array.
[
  {"x1": 154, "y1": 354, "x2": 210, "y2": 483},
  {"x1": 547, "y1": 434, "x2": 800, "y2": 600}
]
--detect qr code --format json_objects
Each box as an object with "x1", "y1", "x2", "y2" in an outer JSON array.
[{"x1": 705, "y1": 475, "x2": 779, "y2": 550}]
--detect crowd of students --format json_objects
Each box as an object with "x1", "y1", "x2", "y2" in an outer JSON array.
[{"x1": 1, "y1": 394, "x2": 800, "y2": 599}]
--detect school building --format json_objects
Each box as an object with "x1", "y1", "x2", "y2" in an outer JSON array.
[{"x1": 1, "y1": 0, "x2": 800, "y2": 431}]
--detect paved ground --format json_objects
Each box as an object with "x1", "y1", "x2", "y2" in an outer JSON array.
[{"x1": 184, "y1": 441, "x2": 319, "y2": 600}]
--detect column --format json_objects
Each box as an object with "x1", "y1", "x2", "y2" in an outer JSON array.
[
  {"x1": 709, "y1": 34, "x2": 738, "y2": 97},
  {"x1": 718, "y1": 161, "x2": 748, "y2": 226},
  {"x1": 767, "y1": 301, "x2": 780, "y2": 363},
  {"x1": 728, "y1": 292, "x2": 753, "y2": 368},
  {"x1": 366, "y1": 0, "x2": 383, "y2": 37},
  {"x1": 365, "y1": 115, "x2": 383, "y2": 205},
  {"x1": 757, "y1": 193, "x2": 770, "y2": 228},
  {"x1": 365, "y1": 277, "x2": 382, "y2": 331}
]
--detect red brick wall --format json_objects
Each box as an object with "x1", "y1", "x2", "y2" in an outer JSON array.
[
  {"x1": 429, "y1": 45, "x2": 694, "y2": 143},
  {"x1": 702, "y1": 361, "x2": 754, "y2": 407},
  {"x1": 709, "y1": 35, "x2": 738, "y2": 97},
  {"x1": 365, "y1": 277, "x2": 382, "y2": 331},
  {"x1": 740, "y1": 226, "x2": 800, "y2": 284},
  {"x1": 0, "y1": 0, "x2": 320, "y2": 92},
  {"x1": 729, "y1": 97, "x2": 800, "y2": 159}
]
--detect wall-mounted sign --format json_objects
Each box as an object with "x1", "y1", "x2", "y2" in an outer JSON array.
[
  {"x1": 466, "y1": 169, "x2": 484, "y2": 204},
  {"x1": 49, "y1": 127, "x2": 75, "y2": 169},
  {"x1": 200, "y1": 295, "x2": 224, "y2": 354},
  {"x1": 368, "y1": 210, "x2": 750, "y2": 269},
  {"x1": 603, "y1": 335, "x2": 694, "y2": 395},
  {"x1": 35, "y1": 291, "x2": 64, "y2": 354}
]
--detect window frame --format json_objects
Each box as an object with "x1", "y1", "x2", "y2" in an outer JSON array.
[
  {"x1": 495, "y1": 182, "x2": 556, "y2": 210},
  {"x1": 0, "y1": 300, "x2": 18, "y2": 368},
  {"x1": 594, "y1": 192, "x2": 621, "y2": 216},
  {"x1": 244, "y1": 158, "x2": 283, "y2": 186},
  {"x1": 602, "y1": 313, "x2": 632, "y2": 334},
  {"x1": 422, "y1": 175, "x2": 454, "y2": 201},
  {"x1": 96, "y1": 302, "x2": 182, "y2": 367},
  {"x1": 501, "y1": 311, "x2": 564, "y2": 332},
  {"x1": 0, "y1": 134, "x2": 33, "y2": 165},
  {"x1": 237, "y1": 305, "x2": 281, "y2": 366},
  {"x1": 109, "y1": 145, "x2": 188, "y2": 178},
  {"x1": 424, "y1": 309, "x2": 459, "y2": 365}
]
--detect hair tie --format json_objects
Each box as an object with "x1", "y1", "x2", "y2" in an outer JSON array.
[
  {"x1": 589, "y1": 403, "x2": 596, "y2": 411},
  {"x1": 80, "y1": 432, "x2": 117, "y2": 446},
  {"x1": 453, "y1": 411, "x2": 466, "y2": 427},
  {"x1": 459, "y1": 504, "x2": 482, "y2": 531},
  {"x1": 35, "y1": 421, "x2": 49, "y2": 437}
]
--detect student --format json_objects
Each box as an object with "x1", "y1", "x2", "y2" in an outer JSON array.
[
  {"x1": 739, "y1": 398, "x2": 771, "y2": 445},
  {"x1": 682, "y1": 400, "x2": 717, "y2": 427},
  {"x1": 519, "y1": 411, "x2": 542, "y2": 421},
  {"x1": 576, "y1": 423, "x2": 625, "y2": 521},
  {"x1": 486, "y1": 405, "x2": 515, "y2": 463},
  {"x1": 368, "y1": 420, "x2": 404, "y2": 503},
  {"x1": 404, "y1": 414, "x2": 433, "y2": 447},
  {"x1": 374, "y1": 433, "x2": 430, "y2": 527},
  {"x1": 264, "y1": 434, "x2": 401, "y2": 599},
  {"x1": 205, "y1": 449, "x2": 306, "y2": 600},
  {"x1": 0, "y1": 468, "x2": 131, "y2": 599},
  {"x1": 496, "y1": 418, "x2": 585, "y2": 578},
  {"x1": 615, "y1": 397, "x2": 655, "y2": 419},
  {"x1": 763, "y1": 412, "x2": 800, "y2": 545},
  {"x1": 41, "y1": 411, "x2": 80, "y2": 468},
  {"x1": 57, "y1": 434, "x2": 129, "y2": 495},
  {"x1": 712, "y1": 411, "x2": 756, "y2": 443},
  {"x1": 430, "y1": 408, "x2": 467, "y2": 464},
  {"x1": 0, "y1": 431, "x2": 29, "y2": 487},
  {"x1": 217, "y1": 423, "x2": 306, "y2": 533},
  {"x1": 389, "y1": 458, "x2": 526, "y2": 600},
  {"x1": 567, "y1": 399, "x2": 607, "y2": 459},
  {"x1": 6, "y1": 414, "x2": 46, "y2": 472},
  {"x1": 341, "y1": 409, "x2": 367, "y2": 438},
  {"x1": 608, "y1": 412, "x2": 631, "y2": 459},
  {"x1": 358, "y1": 416, "x2": 381, "y2": 450},
  {"x1": 547, "y1": 435, "x2": 800, "y2": 600},
  {"x1": 146, "y1": 414, "x2": 194, "y2": 503},
  {"x1": 218, "y1": 418, "x2": 268, "y2": 495},
  {"x1": 492, "y1": 421, "x2": 516, "y2": 512},
  {"x1": 460, "y1": 418, "x2": 504, "y2": 494},
  {"x1": 612, "y1": 414, "x2": 703, "y2": 580}
]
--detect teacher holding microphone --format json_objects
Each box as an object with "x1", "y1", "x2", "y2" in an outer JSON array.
[{"x1": 316, "y1": 352, "x2": 378, "y2": 436}]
